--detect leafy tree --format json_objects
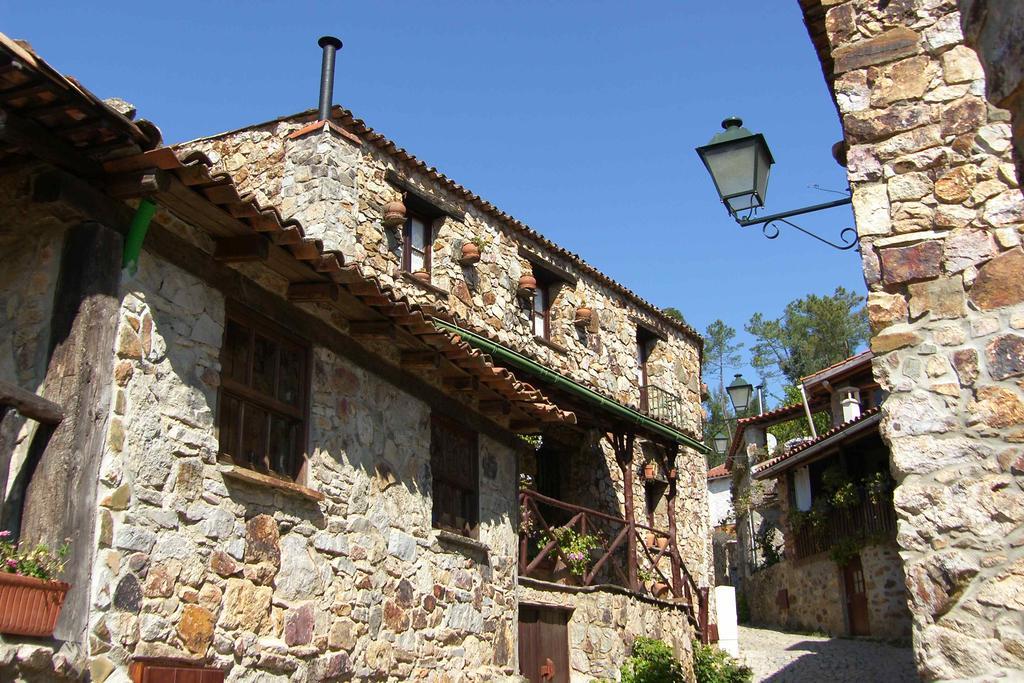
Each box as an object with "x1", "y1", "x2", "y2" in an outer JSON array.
[
  {"x1": 662, "y1": 307, "x2": 686, "y2": 324},
  {"x1": 702, "y1": 320, "x2": 744, "y2": 413},
  {"x1": 745, "y1": 287, "x2": 868, "y2": 385}
]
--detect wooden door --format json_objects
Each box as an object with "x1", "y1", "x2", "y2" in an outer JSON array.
[
  {"x1": 842, "y1": 555, "x2": 871, "y2": 636},
  {"x1": 519, "y1": 606, "x2": 570, "y2": 683}
]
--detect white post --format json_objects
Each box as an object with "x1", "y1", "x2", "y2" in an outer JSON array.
[{"x1": 714, "y1": 586, "x2": 740, "y2": 657}]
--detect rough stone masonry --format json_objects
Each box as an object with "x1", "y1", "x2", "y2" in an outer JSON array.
[{"x1": 800, "y1": 0, "x2": 1024, "y2": 678}]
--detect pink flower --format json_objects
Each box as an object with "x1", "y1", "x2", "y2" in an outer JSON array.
[
  {"x1": 5, "y1": 559, "x2": 16, "y2": 569},
  {"x1": 0, "y1": 530, "x2": 10, "y2": 538}
]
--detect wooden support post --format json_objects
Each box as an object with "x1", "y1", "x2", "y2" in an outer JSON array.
[
  {"x1": 18, "y1": 221, "x2": 121, "y2": 642},
  {"x1": 698, "y1": 586, "x2": 711, "y2": 644},
  {"x1": 610, "y1": 429, "x2": 638, "y2": 592},
  {"x1": 103, "y1": 168, "x2": 170, "y2": 199},
  {"x1": 664, "y1": 444, "x2": 684, "y2": 599}
]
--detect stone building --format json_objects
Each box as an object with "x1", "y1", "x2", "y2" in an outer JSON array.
[
  {"x1": 796, "y1": 1, "x2": 1024, "y2": 677},
  {"x1": 0, "y1": 33, "x2": 711, "y2": 682},
  {"x1": 730, "y1": 352, "x2": 912, "y2": 641}
]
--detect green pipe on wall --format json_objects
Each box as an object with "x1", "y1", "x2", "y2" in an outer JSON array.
[
  {"x1": 431, "y1": 318, "x2": 709, "y2": 454},
  {"x1": 122, "y1": 198, "x2": 157, "y2": 275}
]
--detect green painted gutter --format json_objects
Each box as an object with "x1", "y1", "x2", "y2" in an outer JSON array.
[
  {"x1": 122, "y1": 198, "x2": 157, "y2": 276},
  {"x1": 432, "y1": 319, "x2": 710, "y2": 453}
]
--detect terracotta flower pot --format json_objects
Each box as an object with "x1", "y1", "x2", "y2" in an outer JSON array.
[
  {"x1": 645, "y1": 531, "x2": 657, "y2": 548},
  {"x1": 517, "y1": 274, "x2": 537, "y2": 298},
  {"x1": 382, "y1": 200, "x2": 407, "y2": 229},
  {"x1": 460, "y1": 242, "x2": 481, "y2": 265},
  {"x1": 656, "y1": 535, "x2": 670, "y2": 551},
  {"x1": 643, "y1": 462, "x2": 657, "y2": 480},
  {"x1": 0, "y1": 573, "x2": 70, "y2": 637},
  {"x1": 574, "y1": 306, "x2": 593, "y2": 327},
  {"x1": 412, "y1": 270, "x2": 431, "y2": 283},
  {"x1": 651, "y1": 581, "x2": 670, "y2": 599}
]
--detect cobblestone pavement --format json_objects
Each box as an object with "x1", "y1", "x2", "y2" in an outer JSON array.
[{"x1": 737, "y1": 624, "x2": 918, "y2": 682}]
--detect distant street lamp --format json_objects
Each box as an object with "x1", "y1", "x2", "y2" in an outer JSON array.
[
  {"x1": 713, "y1": 431, "x2": 729, "y2": 455},
  {"x1": 727, "y1": 374, "x2": 754, "y2": 415},
  {"x1": 696, "y1": 117, "x2": 858, "y2": 250}
]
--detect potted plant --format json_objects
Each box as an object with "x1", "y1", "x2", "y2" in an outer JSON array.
[
  {"x1": 643, "y1": 461, "x2": 658, "y2": 480},
  {"x1": 0, "y1": 531, "x2": 70, "y2": 637},
  {"x1": 539, "y1": 527, "x2": 601, "y2": 585},
  {"x1": 382, "y1": 199, "x2": 407, "y2": 229},
  {"x1": 574, "y1": 306, "x2": 593, "y2": 327},
  {"x1": 517, "y1": 273, "x2": 537, "y2": 298},
  {"x1": 651, "y1": 579, "x2": 671, "y2": 599},
  {"x1": 459, "y1": 237, "x2": 490, "y2": 266}
]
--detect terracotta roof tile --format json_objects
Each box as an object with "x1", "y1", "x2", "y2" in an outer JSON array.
[
  {"x1": 707, "y1": 464, "x2": 730, "y2": 480},
  {"x1": 180, "y1": 106, "x2": 704, "y2": 351},
  {"x1": 751, "y1": 406, "x2": 882, "y2": 477}
]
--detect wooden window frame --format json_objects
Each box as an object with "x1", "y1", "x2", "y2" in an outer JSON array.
[
  {"x1": 430, "y1": 413, "x2": 480, "y2": 539},
  {"x1": 401, "y1": 208, "x2": 433, "y2": 278},
  {"x1": 217, "y1": 303, "x2": 311, "y2": 483}
]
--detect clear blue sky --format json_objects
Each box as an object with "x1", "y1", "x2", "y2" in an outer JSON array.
[{"x1": 9, "y1": 1, "x2": 865, "y2": 406}]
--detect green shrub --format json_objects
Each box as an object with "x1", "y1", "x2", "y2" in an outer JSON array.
[
  {"x1": 736, "y1": 592, "x2": 751, "y2": 624},
  {"x1": 692, "y1": 640, "x2": 753, "y2": 683},
  {"x1": 621, "y1": 637, "x2": 685, "y2": 683}
]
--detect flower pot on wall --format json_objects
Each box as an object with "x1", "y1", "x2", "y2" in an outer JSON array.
[
  {"x1": 645, "y1": 531, "x2": 656, "y2": 548},
  {"x1": 412, "y1": 270, "x2": 431, "y2": 283},
  {"x1": 656, "y1": 535, "x2": 670, "y2": 551},
  {"x1": 574, "y1": 307, "x2": 593, "y2": 327},
  {"x1": 382, "y1": 200, "x2": 407, "y2": 229},
  {"x1": 643, "y1": 462, "x2": 657, "y2": 480},
  {"x1": 0, "y1": 573, "x2": 70, "y2": 637},
  {"x1": 651, "y1": 581, "x2": 671, "y2": 599},
  {"x1": 517, "y1": 274, "x2": 537, "y2": 298},
  {"x1": 459, "y1": 242, "x2": 481, "y2": 265}
]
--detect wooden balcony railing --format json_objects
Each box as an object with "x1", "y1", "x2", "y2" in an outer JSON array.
[
  {"x1": 640, "y1": 384, "x2": 684, "y2": 431},
  {"x1": 792, "y1": 497, "x2": 897, "y2": 560},
  {"x1": 518, "y1": 489, "x2": 700, "y2": 609}
]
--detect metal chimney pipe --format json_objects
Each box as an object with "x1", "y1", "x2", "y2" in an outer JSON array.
[{"x1": 317, "y1": 36, "x2": 343, "y2": 121}]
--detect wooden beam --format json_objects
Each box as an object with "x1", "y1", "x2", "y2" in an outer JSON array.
[
  {"x1": 0, "y1": 380, "x2": 63, "y2": 425},
  {"x1": 103, "y1": 168, "x2": 170, "y2": 199},
  {"x1": 400, "y1": 350, "x2": 440, "y2": 369},
  {"x1": 213, "y1": 235, "x2": 269, "y2": 263},
  {"x1": 442, "y1": 375, "x2": 478, "y2": 391},
  {"x1": 478, "y1": 399, "x2": 511, "y2": 415},
  {"x1": 348, "y1": 321, "x2": 395, "y2": 339},
  {"x1": 0, "y1": 107, "x2": 101, "y2": 177},
  {"x1": 287, "y1": 282, "x2": 339, "y2": 303}
]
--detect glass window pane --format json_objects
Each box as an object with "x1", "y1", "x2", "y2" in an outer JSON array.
[
  {"x1": 240, "y1": 403, "x2": 269, "y2": 471},
  {"x1": 269, "y1": 415, "x2": 297, "y2": 478},
  {"x1": 219, "y1": 394, "x2": 241, "y2": 457},
  {"x1": 277, "y1": 346, "x2": 304, "y2": 407},
  {"x1": 223, "y1": 319, "x2": 250, "y2": 384},
  {"x1": 410, "y1": 217, "x2": 427, "y2": 249},
  {"x1": 410, "y1": 250, "x2": 426, "y2": 273},
  {"x1": 252, "y1": 334, "x2": 277, "y2": 396},
  {"x1": 534, "y1": 287, "x2": 547, "y2": 314},
  {"x1": 533, "y1": 311, "x2": 545, "y2": 337}
]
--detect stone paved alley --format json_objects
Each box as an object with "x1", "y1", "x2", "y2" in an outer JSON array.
[{"x1": 738, "y1": 625, "x2": 918, "y2": 682}]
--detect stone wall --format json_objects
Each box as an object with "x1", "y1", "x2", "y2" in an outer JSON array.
[
  {"x1": 183, "y1": 122, "x2": 704, "y2": 435},
  {"x1": 744, "y1": 540, "x2": 910, "y2": 641},
  {"x1": 87, "y1": 248, "x2": 522, "y2": 682},
  {"x1": 517, "y1": 583, "x2": 697, "y2": 682},
  {"x1": 806, "y1": 0, "x2": 1024, "y2": 676}
]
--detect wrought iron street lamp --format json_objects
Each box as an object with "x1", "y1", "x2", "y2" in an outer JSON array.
[
  {"x1": 696, "y1": 118, "x2": 858, "y2": 250},
  {"x1": 726, "y1": 373, "x2": 754, "y2": 415},
  {"x1": 713, "y1": 431, "x2": 729, "y2": 455}
]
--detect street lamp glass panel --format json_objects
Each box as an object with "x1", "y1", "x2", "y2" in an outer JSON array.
[
  {"x1": 713, "y1": 431, "x2": 728, "y2": 454},
  {"x1": 696, "y1": 118, "x2": 775, "y2": 217},
  {"x1": 727, "y1": 373, "x2": 753, "y2": 414}
]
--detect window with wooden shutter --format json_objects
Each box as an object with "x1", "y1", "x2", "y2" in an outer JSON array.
[
  {"x1": 218, "y1": 305, "x2": 310, "y2": 481},
  {"x1": 129, "y1": 658, "x2": 225, "y2": 683},
  {"x1": 430, "y1": 413, "x2": 479, "y2": 538}
]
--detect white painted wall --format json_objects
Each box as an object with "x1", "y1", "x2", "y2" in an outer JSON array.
[
  {"x1": 715, "y1": 586, "x2": 739, "y2": 657},
  {"x1": 708, "y1": 476, "x2": 733, "y2": 528}
]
